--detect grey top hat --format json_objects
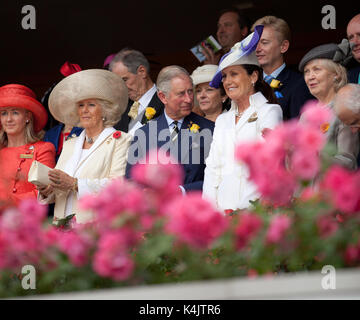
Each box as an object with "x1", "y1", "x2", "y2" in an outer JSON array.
[{"x1": 299, "y1": 39, "x2": 353, "y2": 72}]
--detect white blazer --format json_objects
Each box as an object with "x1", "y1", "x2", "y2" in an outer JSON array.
[
  {"x1": 48, "y1": 127, "x2": 131, "y2": 223},
  {"x1": 202, "y1": 92, "x2": 283, "y2": 211}
]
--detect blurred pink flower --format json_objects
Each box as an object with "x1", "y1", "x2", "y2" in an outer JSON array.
[
  {"x1": 300, "y1": 101, "x2": 333, "y2": 129},
  {"x1": 131, "y1": 150, "x2": 184, "y2": 200},
  {"x1": 322, "y1": 166, "x2": 360, "y2": 214},
  {"x1": 266, "y1": 214, "x2": 292, "y2": 245},
  {"x1": 165, "y1": 192, "x2": 228, "y2": 249},
  {"x1": 316, "y1": 214, "x2": 338, "y2": 238},
  {"x1": 57, "y1": 230, "x2": 93, "y2": 267},
  {"x1": 344, "y1": 244, "x2": 360, "y2": 265},
  {"x1": 291, "y1": 150, "x2": 320, "y2": 180},
  {"x1": 296, "y1": 126, "x2": 326, "y2": 152},
  {"x1": 235, "y1": 212, "x2": 263, "y2": 250},
  {"x1": 93, "y1": 231, "x2": 134, "y2": 281},
  {"x1": 18, "y1": 199, "x2": 47, "y2": 223}
]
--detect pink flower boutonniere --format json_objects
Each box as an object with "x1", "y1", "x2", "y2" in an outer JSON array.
[{"x1": 113, "y1": 131, "x2": 122, "y2": 139}]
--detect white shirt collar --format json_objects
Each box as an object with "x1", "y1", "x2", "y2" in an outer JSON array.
[
  {"x1": 164, "y1": 110, "x2": 184, "y2": 129},
  {"x1": 263, "y1": 63, "x2": 286, "y2": 79},
  {"x1": 138, "y1": 84, "x2": 157, "y2": 113}
]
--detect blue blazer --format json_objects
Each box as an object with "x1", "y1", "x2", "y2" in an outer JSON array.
[
  {"x1": 126, "y1": 112, "x2": 214, "y2": 191},
  {"x1": 43, "y1": 124, "x2": 83, "y2": 162}
]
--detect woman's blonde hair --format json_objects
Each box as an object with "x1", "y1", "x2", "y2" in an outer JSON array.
[
  {"x1": 318, "y1": 59, "x2": 348, "y2": 92},
  {"x1": 0, "y1": 110, "x2": 44, "y2": 149}
]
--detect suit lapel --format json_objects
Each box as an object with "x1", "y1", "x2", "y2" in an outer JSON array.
[
  {"x1": 156, "y1": 113, "x2": 171, "y2": 150},
  {"x1": 179, "y1": 113, "x2": 201, "y2": 164},
  {"x1": 65, "y1": 127, "x2": 115, "y2": 176},
  {"x1": 275, "y1": 67, "x2": 290, "y2": 92},
  {"x1": 140, "y1": 92, "x2": 164, "y2": 124}
]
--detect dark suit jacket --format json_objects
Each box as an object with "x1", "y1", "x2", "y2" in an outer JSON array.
[
  {"x1": 114, "y1": 91, "x2": 164, "y2": 132},
  {"x1": 125, "y1": 112, "x2": 215, "y2": 191},
  {"x1": 348, "y1": 65, "x2": 360, "y2": 84},
  {"x1": 275, "y1": 66, "x2": 314, "y2": 120}
]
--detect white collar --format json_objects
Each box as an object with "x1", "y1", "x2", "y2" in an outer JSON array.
[
  {"x1": 164, "y1": 110, "x2": 184, "y2": 128},
  {"x1": 138, "y1": 84, "x2": 157, "y2": 113},
  {"x1": 230, "y1": 92, "x2": 268, "y2": 113},
  {"x1": 263, "y1": 63, "x2": 286, "y2": 79}
]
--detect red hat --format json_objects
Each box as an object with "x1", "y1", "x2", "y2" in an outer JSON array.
[{"x1": 0, "y1": 84, "x2": 48, "y2": 132}]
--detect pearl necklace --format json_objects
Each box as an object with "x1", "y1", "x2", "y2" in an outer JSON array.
[{"x1": 85, "y1": 133, "x2": 101, "y2": 144}]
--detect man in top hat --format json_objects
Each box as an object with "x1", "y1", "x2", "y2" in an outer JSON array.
[
  {"x1": 202, "y1": 7, "x2": 250, "y2": 65},
  {"x1": 109, "y1": 48, "x2": 164, "y2": 134},
  {"x1": 126, "y1": 65, "x2": 215, "y2": 193},
  {"x1": 347, "y1": 14, "x2": 360, "y2": 84},
  {"x1": 252, "y1": 16, "x2": 314, "y2": 120}
]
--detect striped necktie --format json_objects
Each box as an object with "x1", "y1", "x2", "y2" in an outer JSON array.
[
  {"x1": 264, "y1": 75, "x2": 274, "y2": 84},
  {"x1": 170, "y1": 120, "x2": 179, "y2": 142}
]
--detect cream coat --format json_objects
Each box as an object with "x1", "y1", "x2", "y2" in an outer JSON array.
[
  {"x1": 202, "y1": 92, "x2": 283, "y2": 211},
  {"x1": 44, "y1": 127, "x2": 131, "y2": 223}
]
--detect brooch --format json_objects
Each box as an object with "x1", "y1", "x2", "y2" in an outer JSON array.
[{"x1": 247, "y1": 112, "x2": 258, "y2": 123}]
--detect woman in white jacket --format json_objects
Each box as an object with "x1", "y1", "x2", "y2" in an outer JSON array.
[
  {"x1": 203, "y1": 26, "x2": 283, "y2": 211},
  {"x1": 39, "y1": 69, "x2": 132, "y2": 223}
]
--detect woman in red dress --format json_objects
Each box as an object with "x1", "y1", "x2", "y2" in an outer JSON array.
[{"x1": 0, "y1": 84, "x2": 56, "y2": 209}]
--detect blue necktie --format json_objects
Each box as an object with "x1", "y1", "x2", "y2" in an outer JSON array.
[
  {"x1": 264, "y1": 75, "x2": 273, "y2": 84},
  {"x1": 264, "y1": 75, "x2": 283, "y2": 98}
]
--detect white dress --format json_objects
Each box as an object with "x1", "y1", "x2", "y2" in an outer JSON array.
[{"x1": 202, "y1": 92, "x2": 283, "y2": 211}]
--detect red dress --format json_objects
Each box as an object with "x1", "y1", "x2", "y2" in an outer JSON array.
[{"x1": 0, "y1": 141, "x2": 56, "y2": 209}]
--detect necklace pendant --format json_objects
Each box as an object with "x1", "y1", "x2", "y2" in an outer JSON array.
[{"x1": 87, "y1": 137, "x2": 93, "y2": 144}]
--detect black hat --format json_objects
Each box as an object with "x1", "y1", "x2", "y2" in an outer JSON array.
[{"x1": 299, "y1": 39, "x2": 353, "y2": 72}]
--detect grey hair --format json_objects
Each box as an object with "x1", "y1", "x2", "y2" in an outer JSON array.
[
  {"x1": 109, "y1": 48, "x2": 150, "y2": 74},
  {"x1": 156, "y1": 65, "x2": 192, "y2": 96},
  {"x1": 335, "y1": 84, "x2": 360, "y2": 114}
]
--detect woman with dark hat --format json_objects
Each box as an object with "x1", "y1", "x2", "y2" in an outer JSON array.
[
  {"x1": 0, "y1": 84, "x2": 56, "y2": 209},
  {"x1": 38, "y1": 69, "x2": 131, "y2": 224},
  {"x1": 299, "y1": 40, "x2": 359, "y2": 169}
]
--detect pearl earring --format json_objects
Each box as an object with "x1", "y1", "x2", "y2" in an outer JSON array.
[
  {"x1": 102, "y1": 117, "x2": 106, "y2": 121},
  {"x1": 26, "y1": 120, "x2": 29, "y2": 124}
]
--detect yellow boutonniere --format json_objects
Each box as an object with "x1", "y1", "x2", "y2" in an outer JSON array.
[
  {"x1": 189, "y1": 123, "x2": 200, "y2": 133},
  {"x1": 247, "y1": 112, "x2": 258, "y2": 123},
  {"x1": 320, "y1": 122, "x2": 330, "y2": 133},
  {"x1": 145, "y1": 107, "x2": 156, "y2": 120},
  {"x1": 270, "y1": 79, "x2": 282, "y2": 89}
]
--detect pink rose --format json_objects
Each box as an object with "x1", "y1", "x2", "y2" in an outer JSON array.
[
  {"x1": 165, "y1": 192, "x2": 228, "y2": 249},
  {"x1": 300, "y1": 101, "x2": 333, "y2": 129},
  {"x1": 316, "y1": 214, "x2": 338, "y2": 238},
  {"x1": 235, "y1": 212, "x2": 263, "y2": 250},
  {"x1": 291, "y1": 150, "x2": 320, "y2": 180},
  {"x1": 266, "y1": 214, "x2": 292, "y2": 245},
  {"x1": 57, "y1": 230, "x2": 93, "y2": 267},
  {"x1": 93, "y1": 231, "x2": 135, "y2": 281}
]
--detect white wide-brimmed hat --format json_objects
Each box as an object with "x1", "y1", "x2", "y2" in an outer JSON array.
[
  {"x1": 48, "y1": 69, "x2": 128, "y2": 126},
  {"x1": 210, "y1": 25, "x2": 264, "y2": 88},
  {"x1": 191, "y1": 65, "x2": 219, "y2": 86}
]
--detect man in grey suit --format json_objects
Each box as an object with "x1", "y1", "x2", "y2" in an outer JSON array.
[{"x1": 110, "y1": 48, "x2": 164, "y2": 134}]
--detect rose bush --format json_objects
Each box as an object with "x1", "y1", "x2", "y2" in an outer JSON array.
[{"x1": 0, "y1": 103, "x2": 359, "y2": 298}]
